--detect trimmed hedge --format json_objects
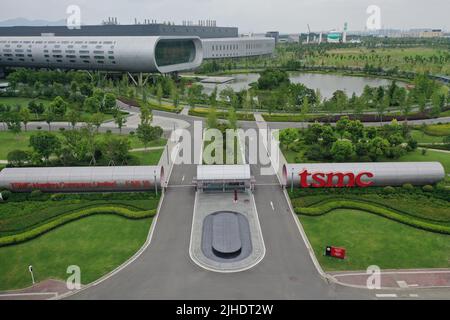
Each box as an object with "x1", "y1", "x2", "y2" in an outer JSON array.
[
  {"x1": 294, "y1": 199, "x2": 450, "y2": 235},
  {"x1": 0, "y1": 206, "x2": 156, "y2": 247},
  {"x1": 188, "y1": 108, "x2": 255, "y2": 121}
]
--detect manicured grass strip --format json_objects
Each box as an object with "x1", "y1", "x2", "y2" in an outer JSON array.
[
  {"x1": 188, "y1": 107, "x2": 255, "y2": 121},
  {"x1": 300, "y1": 209, "x2": 450, "y2": 271},
  {"x1": 0, "y1": 215, "x2": 152, "y2": 291},
  {"x1": 0, "y1": 206, "x2": 156, "y2": 247},
  {"x1": 294, "y1": 200, "x2": 450, "y2": 235}
]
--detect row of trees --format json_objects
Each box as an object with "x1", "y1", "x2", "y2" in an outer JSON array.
[{"x1": 7, "y1": 122, "x2": 163, "y2": 167}]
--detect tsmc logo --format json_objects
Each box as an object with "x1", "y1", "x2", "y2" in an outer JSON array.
[{"x1": 299, "y1": 170, "x2": 374, "y2": 188}]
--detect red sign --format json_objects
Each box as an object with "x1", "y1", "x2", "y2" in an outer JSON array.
[
  {"x1": 325, "y1": 246, "x2": 346, "y2": 259},
  {"x1": 299, "y1": 170, "x2": 374, "y2": 188}
]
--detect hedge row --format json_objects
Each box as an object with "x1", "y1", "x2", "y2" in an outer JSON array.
[
  {"x1": 294, "y1": 200, "x2": 450, "y2": 235},
  {"x1": 188, "y1": 108, "x2": 255, "y2": 121},
  {"x1": 117, "y1": 96, "x2": 183, "y2": 114},
  {"x1": 0, "y1": 206, "x2": 156, "y2": 247},
  {"x1": 2, "y1": 191, "x2": 160, "y2": 203}
]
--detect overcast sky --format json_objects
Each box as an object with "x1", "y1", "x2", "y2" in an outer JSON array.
[{"x1": 1, "y1": 0, "x2": 449, "y2": 33}]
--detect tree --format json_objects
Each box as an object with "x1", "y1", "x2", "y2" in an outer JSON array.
[
  {"x1": 279, "y1": 128, "x2": 299, "y2": 150},
  {"x1": 103, "y1": 93, "x2": 117, "y2": 112},
  {"x1": 206, "y1": 105, "x2": 218, "y2": 129},
  {"x1": 402, "y1": 92, "x2": 414, "y2": 122},
  {"x1": 336, "y1": 116, "x2": 351, "y2": 138},
  {"x1": 301, "y1": 97, "x2": 309, "y2": 120},
  {"x1": 19, "y1": 107, "x2": 31, "y2": 131},
  {"x1": 49, "y1": 96, "x2": 68, "y2": 116},
  {"x1": 171, "y1": 85, "x2": 180, "y2": 108},
  {"x1": 29, "y1": 131, "x2": 61, "y2": 162},
  {"x1": 257, "y1": 69, "x2": 290, "y2": 90},
  {"x1": 65, "y1": 108, "x2": 79, "y2": 129},
  {"x1": 367, "y1": 137, "x2": 390, "y2": 161},
  {"x1": 331, "y1": 140, "x2": 355, "y2": 162},
  {"x1": 113, "y1": 109, "x2": 127, "y2": 133},
  {"x1": 6, "y1": 111, "x2": 22, "y2": 135},
  {"x1": 84, "y1": 96, "x2": 101, "y2": 113},
  {"x1": 44, "y1": 107, "x2": 56, "y2": 131},
  {"x1": 28, "y1": 100, "x2": 45, "y2": 117},
  {"x1": 140, "y1": 103, "x2": 152, "y2": 125},
  {"x1": 136, "y1": 124, "x2": 163, "y2": 151},
  {"x1": 227, "y1": 107, "x2": 238, "y2": 130},
  {"x1": 156, "y1": 83, "x2": 163, "y2": 107},
  {"x1": 90, "y1": 112, "x2": 104, "y2": 132},
  {"x1": 99, "y1": 133, "x2": 131, "y2": 165},
  {"x1": 7, "y1": 150, "x2": 30, "y2": 167}
]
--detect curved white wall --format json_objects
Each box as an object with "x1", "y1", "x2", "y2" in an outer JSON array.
[
  {"x1": 0, "y1": 36, "x2": 203, "y2": 73},
  {"x1": 283, "y1": 162, "x2": 445, "y2": 187}
]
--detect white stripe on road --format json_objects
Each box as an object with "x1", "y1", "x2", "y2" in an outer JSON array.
[
  {"x1": 270, "y1": 201, "x2": 274, "y2": 211},
  {"x1": 376, "y1": 293, "x2": 398, "y2": 298}
]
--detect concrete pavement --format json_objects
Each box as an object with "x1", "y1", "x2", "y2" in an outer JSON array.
[{"x1": 64, "y1": 109, "x2": 450, "y2": 300}]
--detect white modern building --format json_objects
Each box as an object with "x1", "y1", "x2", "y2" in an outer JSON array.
[
  {"x1": 0, "y1": 36, "x2": 204, "y2": 73},
  {"x1": 201, "y1": 37, "x2": 275, "y2": 59}
]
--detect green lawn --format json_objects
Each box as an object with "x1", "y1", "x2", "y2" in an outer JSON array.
[
  {"x1": 410, "y1": 130, "x2": 443, "y2": 144},
  {"x1": 129, "y1": 136, "x2": 167, "y2": 149},
  {"x1": 131, "y1": 149, "x2": 164, "y2": 165},
  {"x1": 0, "y1": 130, "x2": 166, "y2": 160},
  {"x1": 300, "y1": 209, "x2": 450, "y2": 271},
  {"x1": 0, "y1": 131, "x2": 35, "y2": 158},
  {"x1": 0, "y1": 215, "x2": 152, "y2": 291},
  {"x1": 396, "y1": 149, "x2": 450, "y2": 173},
  {"x1": 0, "y1": 97, "x2": 52, "y2": 108}
]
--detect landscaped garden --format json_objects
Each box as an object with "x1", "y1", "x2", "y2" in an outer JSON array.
[
  {"x1": 0, "y1": 191, "x2": 160, "y2": 290},
  {"x1": 289, "y1": 187, "x2": 450, "y2": 271}
]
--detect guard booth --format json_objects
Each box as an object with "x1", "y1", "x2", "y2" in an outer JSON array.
[{"x1": 193, "y1": 165, "x2": 255, "y2": 192}]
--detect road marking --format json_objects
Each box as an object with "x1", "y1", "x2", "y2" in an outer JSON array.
[
  {"x1": 409, "y1": 294, "x2": 419, "y2": 298},
  {"x1": 166, "y1": 184, "x2": 193, "y2": 188},
  {"x1": 0, "y1": 292, "x2": 59, "y2": 298},
  {"x1": 397, "y1": 280, "x2": 408, "y2": 288},
  {"x1": 376, "y1": 293, "x2": 398, "y2": 298},
  {"x1": 270, "y1": 201, "x2": 274, "y2": 211},
  {"x1": 181, "y1": 175, "x2": 185, "y2": 182}
]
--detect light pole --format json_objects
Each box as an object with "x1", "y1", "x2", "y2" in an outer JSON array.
[
  {"x1": 29, "y1": 265, "x2": 35, "y2": 285},
  {"x1": 154, "y1": 170, "x2": 158, "y2": 196},
  {"x1": 291, "y1": 169, "x2": 294, "y2": 193}
]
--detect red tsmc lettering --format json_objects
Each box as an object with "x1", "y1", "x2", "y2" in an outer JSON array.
[{"x1": 299, "y1": 170, "x2": 374, "y2": 188}]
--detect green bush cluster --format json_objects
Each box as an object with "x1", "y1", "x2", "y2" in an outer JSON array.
[
  {"x1": 0, "y1": 206, "x2": 156, "y2": 247},
  {"x1": 294, "y1": 199, "x2": 450, "y2": 235},
  {"x1": 4, "y1": 191, "x2": 159, "y2": 203}
]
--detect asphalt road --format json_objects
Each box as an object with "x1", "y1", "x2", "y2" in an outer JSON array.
[{"x1": 67, "y1": 108, "x2": 450, "y2": 300}]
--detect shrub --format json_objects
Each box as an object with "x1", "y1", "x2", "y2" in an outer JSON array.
[
  {"x1": 402, "y1": 183, "x2": 414, "y2": 191},
  {"x1": 1, "y1": 190, "x2": 11, "y2": 201},
  {"x1": 29, "y1": 189, "x2": 43, "y2": 199},
  {"x1": 383, "y1": 186, "x2": 396, "y2": 194},
  {"x1": 50, "y1": 193, "x2": 66, "y2": 201},
  {"x1": 422, "y1": 185, "x2": 434, "y2": 192}
]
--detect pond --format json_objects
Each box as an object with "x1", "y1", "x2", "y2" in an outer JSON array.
[{"x1": 200, "y1": 72, "x2": 406, "y2": 99}]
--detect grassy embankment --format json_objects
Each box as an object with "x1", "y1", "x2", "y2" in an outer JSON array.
[{"x1": 0, "y1": 192, "x2": 160, "y2": 291}]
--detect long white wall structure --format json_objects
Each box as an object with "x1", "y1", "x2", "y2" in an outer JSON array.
[
  {"x1": 201, "y1": 37, "x2": 275, "y2": 59},
  {"x1": 0, "y1": 166, "x2": 165, "y2": 192},
  {"x1": 0, "y1": 36, "x2": 203, "y2": 73},
  {"x1": 283, "y1": 162, "x2": 445, "y2": 188}
]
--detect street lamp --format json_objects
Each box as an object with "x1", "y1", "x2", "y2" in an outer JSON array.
[{"x1": 28, "y1": 265, "x2": 35, "y2": 285}]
